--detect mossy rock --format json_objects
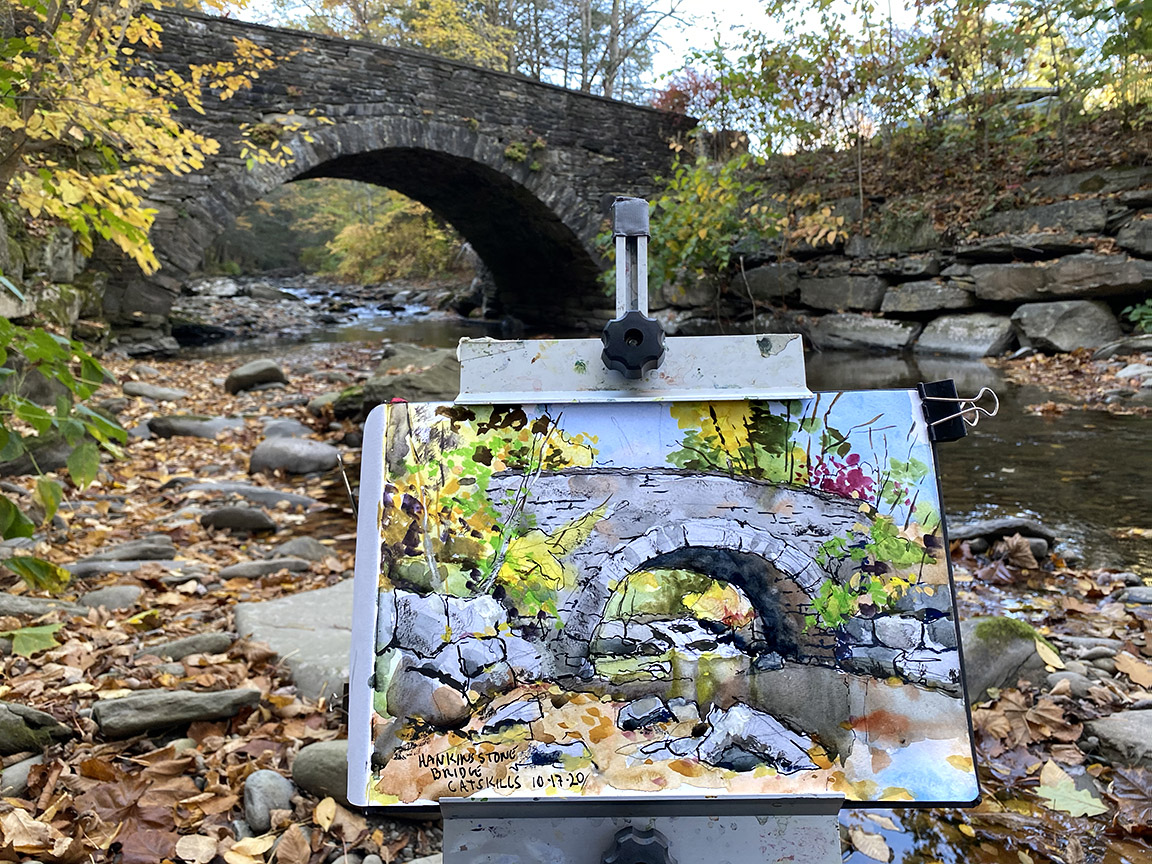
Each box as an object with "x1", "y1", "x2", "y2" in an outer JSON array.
[{"x1": 960, "y1": 615, "x2": 1056, "y2": 703}]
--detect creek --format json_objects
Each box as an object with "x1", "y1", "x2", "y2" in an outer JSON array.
[{"x1": 177, "y1": 275, "x2": 1151, "y2": 577}]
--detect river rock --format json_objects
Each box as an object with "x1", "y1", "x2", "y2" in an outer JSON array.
[
  {"x1": 244, "y1": 769, "x2": 295, "y2": 833},
  {"x1": 386, "y1": 666, "x2": 470, "y2": 728},
  {"x1": 200, "y1": 506, "x2": 277, "y2": 533},
  {"x1": 949, "y1": 516, "x2": 1058, "y2": 544},
  {"x1": 306, "y1": 392, "x2": 341, "y2": 417},
  {"x1": 218, "y1": 558, "x2": 311, "y2": 579},
  {"x1": 81, "y1": 534, "x2": 175, "y2": 562},
  {"x1": 66, "y1": 559, "x2": 204, "y2": 580},
  {"x1": 697, "y1": 704, "x2": 817, "y2": 773},
  {"x1": 1011, "y1": 300, "x2": 1123, "y2": 352},
  {"x1": 263, "y1": 418, "x2": 313, "y2": 439},
  {"x1": 79, "y1": 585, "x2": 143, "y2": 610},
  {"x1": 880, "y1": 280, "x2": 975, "y2": 313},
  {"x1": 915, "y1": 313, "x2": 1016, "y2": 357},
  {"x1": 122, "y1": 381, "x2": 189, "y2": 402},
  {"x1": 0, "y1": 592, "x2": 90, "y2": 617},
  {"x1": 234, "y1": 578, "x2": 354, "y2": 702},
  {"x1": 1048, "y1": 671, "x2": 1094, "y2": 698},
  {"x1": 1085, "y1": 711, "x2": 1152, "y2": 767},
  {"x1": 959, "y1": 617, "x2": 1053, "y2": 702},
  {"x1": 182, "y1": 482, "x2": 316, "y2": 509},
  {"x1": 292, "y1": 740, "x2": 350, "y2": 806},
  {"x1": 225, "y1": 360, "x2": 288, "y2": 394},
  {"x1": 92, "y1": 687, "x2": 261, "y2": 737},
  {"x1": 249, "y1": 438, "x2": 340, "y2": 475},
  {"x1": 136, "y1": 632, "x2": 234, "y2": 660},
  {"x1": 799, "y1": 275, "x2": 887, "y2": 312},
  {"x1": 618, "y1": 697, "x2": 675, "y2": 731},
  {"x1": 808, "y1": 314, "x2": 922, "y2": 351},
  {"x1": 148, "y1": 415, "x2": 244, "y2": 439},
  {"x1": 1120, "y1": 587, "x2": 1152, "y2": 604},
  {"x1": 270, "y1": 537, "x2": 333, "y2": 562},
  {"x1": 0, "y1": 754, "x2": 43, "y2": 797},
  {"x1": 0, "y1": 701, "x2": 72, "y2": 755},
  {"x1": 1092, "y1": 334, "x2": 1152, "y2": 359},
  {"x1": 362, "y1": 346, "x2": 460, "y2": 408},
  {"x1": 1117, "y1": 217, "x2": 1152, "y2": 257}
]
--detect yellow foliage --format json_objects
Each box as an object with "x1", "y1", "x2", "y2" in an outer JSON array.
[
  {"x1": 682, "y1": 582, "x2": 755, "y2": 628},
  {"x1": 0, "y1": 0, "x2": 293, "y2": 272}
]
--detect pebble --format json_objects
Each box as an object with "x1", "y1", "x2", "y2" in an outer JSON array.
[
  {"x1": 330, "y1": 856, "x2": 362, "y2": 864},
  {"x1": 92, "y1": 687, "x2": 261, "y2": 737},
  {"x1": 136, "y1": 632, "x2": 234, "y2": 661},
  {"x1": 1080, "y1": 646, "x2": 1116, "y2": 661},
  {"x1": 131, "y1": 363, "x2": 162, "y2": 378},
  {"x1": 1120, "y1": 587, "x2": 1152, "y2": 604},
  {"x1": 244, "y1": 769, "x2": 296, "y2": 833},
  {"x1": 1092, "y1": 657, "x2": 1117, "y2": 674},
  {"x1": 1047, "y1": 671, "x2": 1094, "y2": 698},
  {"x1": 78, "y1": 585, "x2": 143, "y2": 610},
  {"x1": 200, "y1": 506, "x2": 278, "y2": 534},
  {"x1": 148, "y1": 415, "x2": 245, "y2": 439}
]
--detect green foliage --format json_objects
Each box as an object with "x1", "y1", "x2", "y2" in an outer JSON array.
[
  {"x1": 639, "y1": 154, "x2": 780, "y2": 292},
  {"x1": 808, "y1": 575, "x2": 889, "y2": 629},
  {"x1": 503, "y1": 141, "x2": 529, "y2": 162},
  {"x1": 817, "y1": 515, "x2": 936, "y2": 572},
  {"x1": 1122, "y1": 299, "x2": 1152, "y2": 333},
  {"x1": 0, "y1": 622, "x2": 64, "y2": 657},
  {"x1": 0, "y1": 321, "x2": 125, "y2": 592}
]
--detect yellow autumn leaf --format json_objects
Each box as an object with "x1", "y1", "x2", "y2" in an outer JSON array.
[
  {"x1": 1035, "y1": 640, "x2": 1064, "y2": 670},
  {"x1": 314, "y1": 796, "x2": 337, "y2": 830}
]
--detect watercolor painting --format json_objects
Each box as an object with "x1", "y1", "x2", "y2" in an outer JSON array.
[{"x1": 350, "y1": 391, "x2": 979, "y2": 806}]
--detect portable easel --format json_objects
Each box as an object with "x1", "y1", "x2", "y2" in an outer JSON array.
[{"x1": 348, "y1": 198, "x2": 993, "y2": 863}]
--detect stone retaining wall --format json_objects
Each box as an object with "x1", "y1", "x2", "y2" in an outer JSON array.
[{"x1": 644, "y1": 166, "x2": 1152, "y2": 356}]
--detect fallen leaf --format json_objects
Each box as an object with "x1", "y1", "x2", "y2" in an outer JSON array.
[
  {"x1": 1036, "y1": 761, "x2": 1108, "y2": 817},
  {"x1": 176, "y1": 834, "x2": 218, "y2": 864},
  {"x1": 224, "y1": 834, "x2": 276, "y2": 864},
  {"x1": 1107, "y1": 767, "x2": 1152, "y2": 834},
  {"x1": 848, "y1": 827, "x2": 891, "y2": 862},
  {"x1": 1035, "y1": 639, "x2": 1065, "y2": 670},
  {"x1": 273, "y1": 824, "x2": 311, "y2": 864},
  {"x1": 314, "y1": 796, "x2": 336, "y2": 830},
  {"x1": 863, "y1": 813, "x2": 900, "y2": 832},
  {"x1": 1114, "y1": 652, "x2": 1152, "y2": 688}
]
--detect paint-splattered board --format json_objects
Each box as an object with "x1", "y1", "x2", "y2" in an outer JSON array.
[{"x1": 347, "y1": 393, "x2": 979, "y2": 807}]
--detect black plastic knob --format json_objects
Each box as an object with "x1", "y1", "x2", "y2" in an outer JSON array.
[
  {"x1": 601, "y1": 310, "x2": 665, "y2": 379},
  {"x1": 601, "y1": 826, "x2": 676, "y2": 864}
]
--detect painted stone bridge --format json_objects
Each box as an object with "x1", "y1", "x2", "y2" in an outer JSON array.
[{"x1": 103, "y1": 9, "x2": 690, "y2": 336}]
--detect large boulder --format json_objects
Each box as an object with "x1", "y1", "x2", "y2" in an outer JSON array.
[
  {"x1": 1086, "y1": 711, "x2": 1152, "y2": 767},
  {"x1": 249, "y1": 438, "x2": 340, "y2": 475},
  {"x1": 385, "y1": 663, "x2": 470, "y2": 728},
  {"x1": 1011, "y1": 300, "x2": 1123, "y2": 352},
  {"x1": 959, "y1": 617, "x2": 1052, "y2": 703},
  {"x1": 362, "y1": 345, "x2": 459, "y2": 409},
  {"x1": 914, "y1": 313, "x2": 1015, "y2": 357}
]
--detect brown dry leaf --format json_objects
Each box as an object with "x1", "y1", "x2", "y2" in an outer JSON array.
[
  {"x1": 995, "y1": 533, "x2": 1040, "y2": 569},
  {"x1": 1025, "y1": 697, "x2": 1083, "y2": 742},
  {"x1": 223, "y1": 835, "x2": 277, "y2": 864},
  {"x1": 330, "y1": 802, "x2": 369, "y2": 844},
  {"x1": 848, "y1": 827, "x2": 891, "y2": 862},
  {"x1": 1114, "y1": 652, "x2": 1152, "y2": 688},
  {"x1": 1107, "y1": 767, "x2": 1152, "y2": 835},
  {"x1": 176, "y1": 834, "x2": 220, "y2": 864},
  {"x1": 1051, "y1": 744, "x2": 1086, "y2": 766},
  {"x1": 0, "y1": 808, "x2": 72, "y2": 857},
  {"x1": 313, "y1": 797, "x2": 337, "y2": 830},
  {"x1": 273, "y1": 824, "x2": 311, "y2": 864}
]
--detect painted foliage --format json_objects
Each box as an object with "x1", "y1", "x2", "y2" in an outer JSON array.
[{"x1": 352, "y1": 392, "x2": 979, "y2": 806}]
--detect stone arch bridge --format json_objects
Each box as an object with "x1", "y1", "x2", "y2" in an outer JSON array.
[{"x1": 104, "y1": 10, "x2": 691, "y2": 338}]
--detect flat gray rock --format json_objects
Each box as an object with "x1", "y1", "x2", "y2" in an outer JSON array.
[
  {"x1": 269, "y1": 537, "x2": 334, "y2": 562},
  {"x1": 249, "y1": 438, "x2": 340, "y2": 475},
  {"x1": 0, "y1": 701, "x2": 72, "y2": 755},
  {"x1": 218, "y1": 558, "x2": 311, "y2": 579},
  {"x1": 148, "y1": 415, "x2": 245, "y2": 439},
  {"x1": 66, "y1": 559, "x2": 204, "y2": 579},
  {"x1": 183, "y1": 482, "x2": 316, "y2": 509},
  {"x1": 226, "y1": 360, "x2": 288, "y2": 394},
  {"x1": 200, "y1": 506, "x2": 277, "y2": 533},
  {"x1": 0, "y1": 593, "x2": 83, "y2": 617},
  {"x1": 1092, "y1": 334, "x2": 1152, "y2": 359},
  {"x1": 292, "y1": 740, "x2": 349, "y2": 806},
  {"x1": 81, "y1": 535, "x2": 175, "y2": 562},
  {"x1": 1086, "y1": 710, "x2": 1152, "y2": 767},
  {"x1": 949, "y1": 517, "x2": 1057, "y2": 544},
  {"x1": 618, "y1": 697, "x2": 674, "y2": 731},
  {"x1": 79, "y1": 585, "x2": 143, "y2": 610},
  {"x1": 92, "y1": 687, "x2": 261, "y2": 737},
  {"x1": 483, "y1": 698, "x2": 543, "y2": 732},
  {"x1": 136, "y1": 632, "x2": 234, "y2": 660},
  {"x1": 0, "y1": 754, "x2": 43, "y2": 797},
  {"x1": 234, "y1": 579, "x2": 354, "y2": 702},
  {"x1": 1120, "y1": 587, "x2": 1152, "y2": 604},
  {"x1": 808, "y1": 314, "x2": 922, "y2": 351},
  {"x1": 263, "y1": 419, "x2": 313, "y2": 439},
  {"x1": 123, "y1": 381, "x2": 189, "y2": 402},
  {"x1": 915, "y1": 313, "x2": 1016, "y2": 357}
]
